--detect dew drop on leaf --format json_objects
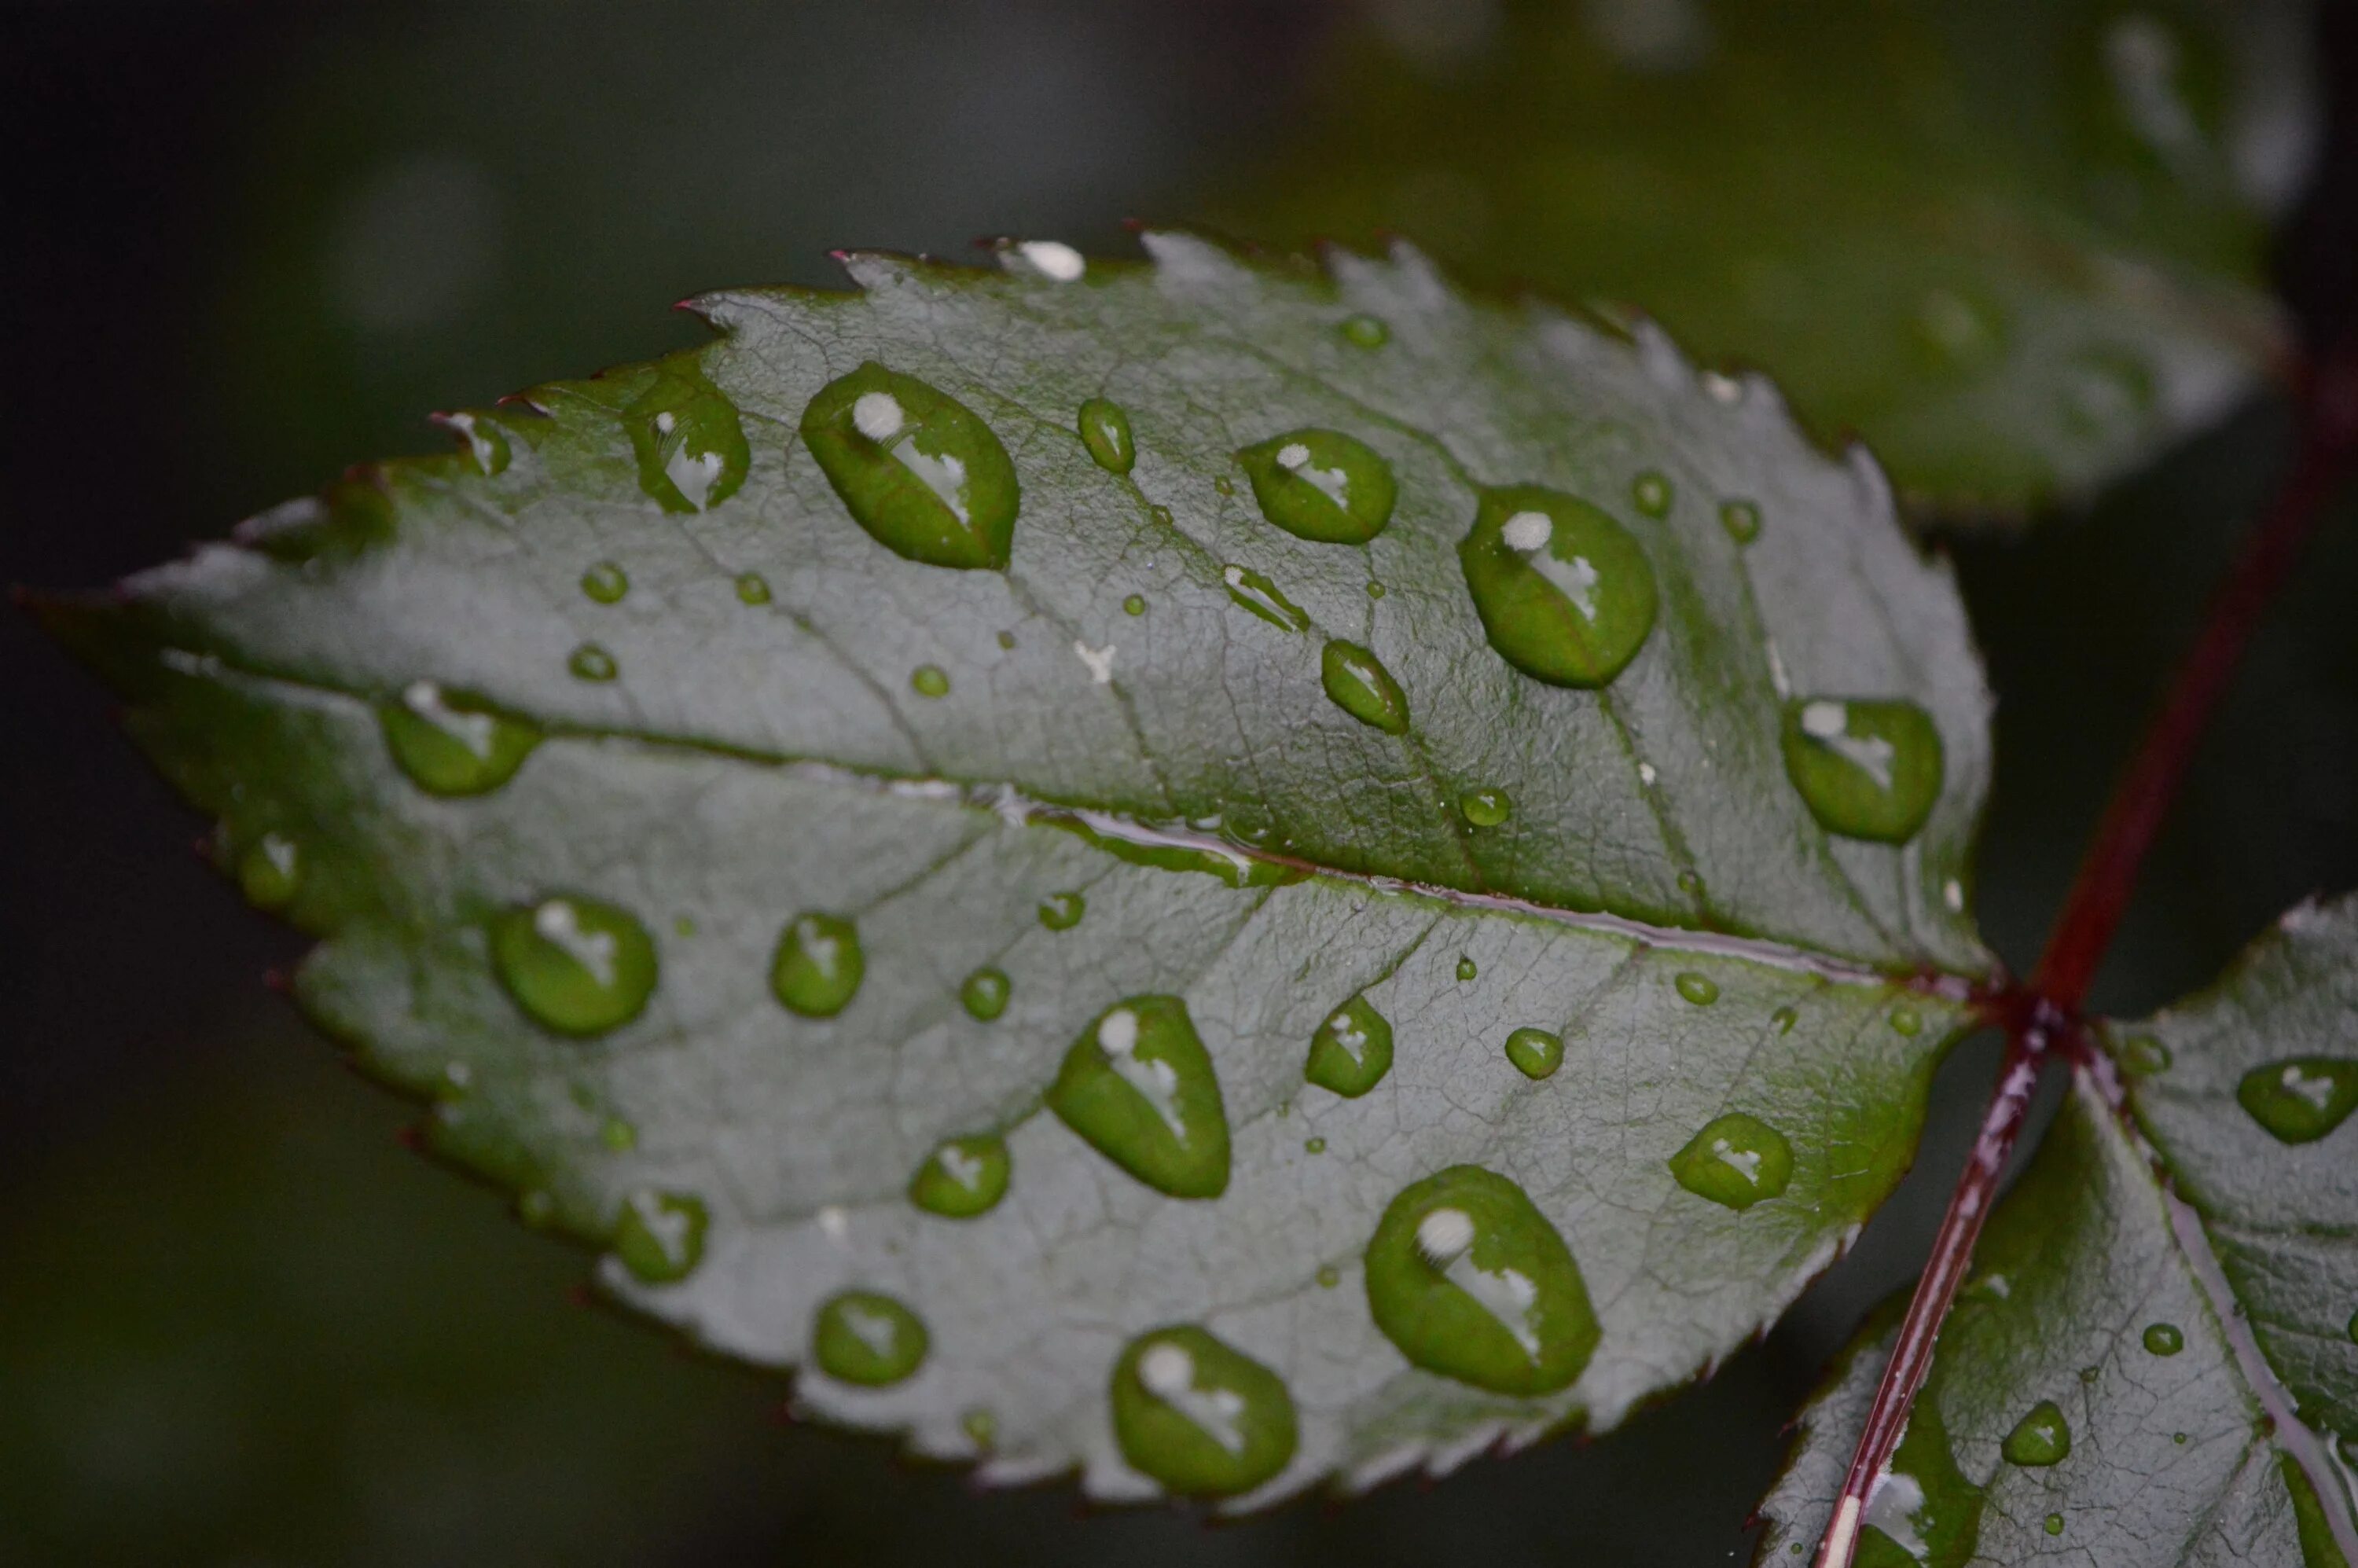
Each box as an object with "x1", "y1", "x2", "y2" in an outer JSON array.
[
  {"x1": 1236, "y1": 428, "x2": 1398, "y2": 545},
  {"x1": 1771, "y1": 1005, "x2": 1798, "y2": 1034},
  {"x1": 1316, "y1": 1265, "x2": 1340, "y2": 1289},
  {"x1": 909, "y1": 1133, "x2": 1012, "y2": 1218},
  {"x1": 2143, "y1": 1322, "x2": 2184, "y2": 1356},
  {"x1": 1504, "y1": 1026, "x2": 1564, "y2": 1081},
  {"x1": 491, "y1": 894, "x2": 658, "y2": 1037},
  {"x1": 1111, "y1": 1326, "x2": 1298, "y2": 1496},
  {"x1": 910, "y1": 663, "x2": 950, "y2": 699},
  {"x1": 2044, "y1": 1513, "x2": 2064, "y2": 1537},
  {"x1": 1037, "y1": 890, "x2": 1085, "y2": 931},
  {"x1": 626, "y1": 362, "x2": 751, "y2": 513},
  {"x1": 1122, "y1": 593, "x2": 1147, "y2": 617},
  {"x1": 1364, "y1": 1166, "x2": 1600, "y2": 1395},
  {"x1": 960, "y1": 966, "x2": 1011, "y2": 1021},
  {"x1": 1304, "y1": 995, "x2": 1394, "y2": 1098},
  {"x1": 2235, "y1": 1057, "x2": 2358, "y2": 1144},
  {"x1": 1077, "y1": 397, "x2": 1136, "y2": 475},
  {"x1": 380, "y1": 681, "x2": 542, "y2": 795},
  {"x1": 440, "y1": 410, "x2": 510, "y2": 476},
  {"x1": 237, "y1": 832, "x2": 301, "y2": 909},
  {"x1": 1674, "y1": 971, "x2": 1720, "y2": 1006},
  {"x1": 1339, "y1": 313, "x2": 1390, "y2": 348},
  {"x1": 770, "y1": 912, "x2": 865, "y2": 1018},
  {"x1": 1669, "y1": 1113, "x2": 1794, "y2": 1210},
  {"x1": 1890, "y1": 1005, "x2": 1923, "y2": 1037},
  {"x1": 579, "y1": 560, "x2": 630, "y2": 604},
  {"x1": 802, "y1": 362, "x2": 1019, "y2": 570},
  {"x1": 614, "y1": 1188, "x2": 707, "y2": 1283},
  {"x1": 1047, "y1": 997, "x2": 1231, "y2": 1199},
  {"x1": 1221, "y1": 563, "x2": 1311, "y2": 632},
  {"x1": 1320, "y1": 639, "x2": 1411, "y2": 733},
  {"x1": 2116, "y1": 1034, "x2": 2172, "y2": 1074},
  {"x1": 812, "y1": 1290, "x2": 930, "y2": 1386},
  {"x1": 567, "y1": 643, "x2": 618, "y2": 682},
  {"x1": 734, "y1": 571, "x2": 772, "y2": 605},
  {"x1": 1459, "y1": 485, "x2": 1658, "y2": 688},
  {"x1": 1305, "y1": 1137, "x2": 1326, "y2": 1154},
  {"x1": 1631, "y1": 470, "x2": 1673, "y2": 517},
  {"x1": 600, "y1": 1116, "x2": 637, "y2": 1152},
  {"x1": 1720, "y1": 499, "x2": 1762, "y2": 544},
  {"x1": 1461, "y1": 788, "x2": 1511, "y2": 827},
  {"x1": 1781, "y1": 697, "x2": 1944, "y2": 843},
  {"x1": 2000, "y1": 1400, "x2": 2071, "y2": 1467},
  {"x1": 1456, "y1": 955, "x2": 1478, "y2": 982}
]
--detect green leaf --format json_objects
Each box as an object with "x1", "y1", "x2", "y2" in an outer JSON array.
[
  {"x1": 1761, "y1": 896, "x2": 2358, "y2": 1564},
  {"x1": 1210, "y1": 0, "x2": 2314, "y2": 515},
  {"x1": 47, "y1": 233, "x2": 1996, "y2": 1504}
]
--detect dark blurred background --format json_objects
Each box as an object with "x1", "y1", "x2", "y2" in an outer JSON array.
[{"x1": 4, "y1": 4, "x2": 2353, "y2": 1564}]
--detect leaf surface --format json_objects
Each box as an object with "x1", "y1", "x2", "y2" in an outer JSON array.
[{"x1": 50, "y1": 233, "x2": 1995, "y2": 1504}]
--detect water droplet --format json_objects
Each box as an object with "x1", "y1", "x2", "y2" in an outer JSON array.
[
  {"x1": 1677, "y1": 869, "x2": 1705, "y2": 898},
  {"x1": 492, "y1": 894, "x2": 658, "y2": 1036},
  {"x1": 1305, "y1": 995, "x2": 1394, "y2": 1097},
  {"x1": 735, "y1": 571, "x2": 772, "y2": 605},
  {"x1": 1366, "y1": 579, "x2": 1387, "y2": 599},
  {"x1": 1668, "y1": 1113, "x2": 1793, "y2": 1210},
  {"x1": 568, "y1": 643, "x2": 618, "y2": 682},
  {"x1": 440, "y1": 411, "x2": 510, "y2": 476},
  {"x1": 1150, "y1": 504, "x2": 1173, "y2": 527},
  {"x1": 1048, "y1": 997, "x2": 1230, "y2": 1198},
  {"x1": 1221, "y1": 564, "x2": 1311, "y2": 632},
  {"x1": 2044, "y1": 1513, "x2": 2064, "y2": 1537},
  {"x1": 1316, "y1": 1265, "x2": 1340, "y2": 1288},
  {"x1": 960, "y1": 966, "x2": 1011, "y2": 1021},
  {"x1": 237, "y1": 832, "x2": 301, "y2": 909},
  {"x1": 813, "y1": 1290, "x2": 929, "y2": 1386},
  {"x1": 1720, "y1": 500, "x2": 1761, "y2": 544},
  {"x1": 2173, "y1": 1430, "x2": 2187, "y2": 1444},
  {"x1": 1112, "y1": 1326, "x2": 1298, "y2": 1496},
  {"x1": 2143, "y1": 1322, "x2": 2184, "y2": 1356},
  {"x1": 1077, "y1": 398, "x2": 1135, "y2": 475},
  {"x1": 1320, "y1": 640, "x2": 1410, "y2": 733},
  {"x1": 995, "y1": 630, "x2": 1017, "y2": 650},
  {"x1": 601, "y1": 1117, "x2": 637, "y2": 1151},
  {"x1": 1631, "y1": 471, "x2": 1673, "y2": 517},
  {"x1": 909, "y1": 1133, "x2": 1012, "y2": 1218},
  {"x1": 1236, "y1": 429, "x2": 1398, "y2": 545},
  {"x1": 381, "y1": 681, "x2": 542, "y2": 795},
  {"x1": 1339, "y1": 314, "x2": 1389, "y2": 348},
  {"x1": 1782, "y1": 697, "x2": 1944, "y2": 843},
  {"x1": 1038, "y1": 890, "x2": 1086, "y2": 931},
  {"x1": 1503, "y1": 1026, "x2": 1563, "y2": 1081},
  {"x1": 1305, "y1": 1137, "x2": 1326, "y2": 1154},
  {"x1": 1214, "y1": 475, "x2": 1236, "y2": 497},
  {"x1": 910, "y1": 663, "x2": 950, "y2": 698},
  {"x1": 1364, "y1": 1165, "x2": 1600, "y2": 1394},
  {"x1": 1456, "y1": 955, "x2": 1478, "y2": 982},
  {"x1": 614, "y1": 1188, "x2": 706, "y2": 1283},
  {"x1": 770, "y1": 913, "x2": 864, "y2": 1018},
  {"x1": 580, "y1": 560, "x2": 630, "y2": 603},
  {"x1": 2117, "y1": 1035, "x2": 2171, "y2": 1074},
  {"x1": 1460, "y1": 485, "x2": 1658, "y2": 688},
  {"x1": 1122, "y1": 593, "x2": 1148, "y2": 617},
  {"x1": 1014, "y1": 238, "x2": 1085, "y2": 281},
  {"x1": 1890, "y1": 1006, "x2": 1923, "y2": 1037},
  {"x1": 1674, "y1": 972, "x2": 1719, "y2": 1006},
  {"x1": 1461, "y1": 788, "x2": 1511, "y2": 827},
  {"x1": 2235, "y1": 1057, "x2": 2358, "y2": 1144},
  {"x1": 2078, "y1": 1364, "x2": 2099, "y2": 1383},
  {"x1": 2001, "y1": 1401, "x2": 2071, "y2": 1467},
  {"x1": 963, "y1": 1408, "x2": 997, "y2": 1447},
  {"x1": 1770, "y1": 1005, "x2": 1798, "y2": 1034},
  {"x1": 626, "y1": 362, "x2": 750, "y2": 513},
  {"x1": 802, "y1": 362, "x2": 1019, "y2": 570}
]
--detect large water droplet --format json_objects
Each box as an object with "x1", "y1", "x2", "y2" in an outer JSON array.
[
  {"x1": 771, "y1": 913, "x2": 865, "y2": 1017},
  {"x1": 1236, "y1": 429, "x2": 1397, "y2": 545},
  {"x1": 2001, "y1": 1401, "x2": 2071, "y2": 1466},
  {"x1": 627, "y1": 362, "x2": 750, "y2": 513},
  {"x1": 580, "y1": 560, "x2": 630, "y2": 604},
  {"x1": 2143, "y1": 1322, "x2": 2184, "y2": 1356},
  {"x1": 1222, "y1": 564, "x2": 1312, "y2": 632},
  {"x1": 1112, "y1": 1326, "x2": 1298, "y2": 1496},
  {"x1": 1078, "y1": 398, "x2": 1135, "y2": 475},
  {"x1": 1047, "y1": 997, "x2": 1230, "y2": 1198},
  {"x1": 492, "y1": 894, "x2": 658, "y2": 1036},
  {"x1": 909, "y1": 1133, "x2": 1012, "y2": 1218},
  {"x1": 1669, "y1": 1113, "x2": 1793, "y2": 1210},
  {"x1": 1461, "y1": 788, "x2": 1511, "y2": 828},
  {"x1": 568, "y1": 643, "x2": 618, "y2": 682},
  {"x1": 1305, "y1": 995, "x2": 1394, "y2": 1098},
  {"x1": 1363, "y1": 1165, "x2": 1599, "y2": 1394},
  {"x1": 803, "y1": 362, "x2": 1019, "y2": 570},
  {"x1": 1038, "y1": 890, "x2": 1085, "y2": 931},
  {"x1": 237, "y1": 832, "x2": 302, "y2": 909},
  {"x1": 614, "y1": 1188, "x2": 707, "y2": 1283},
  {"x1": 1858, "y1": 1393, "x2": 1984, "y2": 1565},
  {"x1": 1674, "y1": 971, "x2": 1720, "y2": 1006},
  {"x1": 1782, "y1": 697, "x2": 1944, "y2": 843},
  {"x1": 960, "y1": 966, "x2": 1011, "y2": 1021},
  {"x1": 2235, "y1": 1057, "x2": 2358, "y2": 1144},
  {"x1": 1504, "y1": 1026, "x2": 1563, "y2": 1081},
  {"x1": 813, "y1": 1290, "x2": 930, "y2": 1386},
  {"x1": 1459, "y1": 486, "x2": 1658, "y2": 688},
  {"x1": 910, "y1": 664, "x2": 950, "y2": 699},
  {"x1": 381, "y1": 681, "x2": 542, "y2": 795},
  {"x1": 1320, "y1": 640, "x2": 1410, "y2": 733}
]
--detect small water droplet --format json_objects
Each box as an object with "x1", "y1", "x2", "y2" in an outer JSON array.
[
  {"x1": 568, "y1": 643, "x2": 618, "y2": 682},
  {"x1": 1048, "y1": 997, "x2": 1231, "y2": 1198},
  {"x1": 1305, "y1": 995, "x2": 1394, "y2": 1097},
  {"x1": 1456, "y1": 955, "x2": 1478, "y2": 982},
  {"x1": 1221, "y1": 564, "x2": 1312, "y2": 632},
  {"x1": 909, "y1": 1133, "x2": 1012, "y2": 1217},
  {"x1": 1038, "y1": 890, "x2": 1085, "y2": 931},
  {"x1": 2143, "y1": 1321, "x2": 2184, "y2": 1356},
  {"x1": 963, "y1": 1408, "x2": 997, "y2": 1447},
  {"x1": 2077, "y1": 1364, "x2": 2100, "y2": 1384},
  {"x1": 627, "y1": 362, "x2": 750, "y2": 513},
  {"x1": 2117, "y1": 1034, "x2": 2172, "y2": 1074},
  {"x1": 1236, "y1": 429, "x2": 1398, "y2": 545},
  {"x1": 803, "y1": 362, "x2": 1019, "y2": 570},
  {"x1": 771, "y1": 913, "x2": 865, "y2": 1017},
  {"x1": 910, "y1": 664, "x2": 950, "y2": 698},
  {"x1": 1631, "y1": 471, "x2": 1673, "y2": 517},
  {"x1": 1214, "y1": 474, "x2": 1235, "y2": 496},
  {"x1": 2044, "y1": 1513, "x2": 2064, "y2": 1537},
  {"x1": 1077, "y1": 398, "x2": 1135, "y2": 475},
  {"x1": 2001, "y1": 1401, "x2": 2071, "y2": 1467},
  {"x1": 735, "y1": 571, "x2": 772, "y2": 605},
  {"x1": 614, "y1": 1188, "x2": 706, "y2": 1282},
  {"x1": 1112, "y1": 1326, "x2": 1298, "y2": 1496},
  {"x1": 382, "y1": 681, "x2": 542, "y2": 795},
  {"x1": 2235, "y1": 1057, "x2": 2358, "y2": 1144},
  {"x1": 2173, "y1": 1430, "x2": 2187, "y2": 1444},
  {"x1": 995, "y1": 629, "x2": 1017, "y2": 650},
  {"x1": 1364, "y1": 1165, "x2": 1600, "y2": 1394},
  {"x1": 580, "y1": 560, "x2": 630, "y2": 603},
  {"x1": 1719, "y1": 500, "x2": 1761, "y2": 544},
  {"x1": 1669, "y1": 1113, "x2": 1793, "y2": 1210},
  {"x1": 1770, "y1": 1005, "x2": 1798, "y2": 1034},
  {"x1": 1461, "y1": 788, "x2": 1511, "y2": 827},
  {"x1": 960, "y1": 966, "x2": 1011, "y2": 1021},
  {"x1": 1306, "y1": 1137, "x2": 1326, "y2": 1154},
  {"x1": 813, "y1": 1290, "x2": 929, "y2": 1385},
  {"x1": 1150, "y1": 504, "x2": 1173, "y2": 527},
  {"x1": 237, "y1": 832, "x2": 301, "y2": 909},
  {"x1": 1320, "y1": 640, "x2": 1411, "y2": 733},
  {"x1": 1123, "y1": 593, "x2": 1148, "y2": 617},
  {"x1": 1316, "y1": 1264, "x2": 1340, "y2": 1288},
  {"x1": 492, "y1": 894, "x2": 658, "y2": 1036},
  {"x1": 1504, "y1": 1026, "x2": 1563, "y2": 1081},
  {"x1": 1782, "y1": 697, "x2": 1944, "y2": 843},
  {"x1": 601, "y1": 1116, "x2": 637, "y2": 1152},
  {"x1": 1460, "y1": 485, "x2": 1658, "y2": 688},
  {"x1": 1890, "y1": 1006, "x2": 1923, "y2": 1037},
  {"x1": 1340, "y1": 314, "x2": 1390, "y2": 348},
  {"x1": 1674, "y1": 971, "x2": 1719, "y2": 1006},
  {"x1": 440, "y1": 410, "x2": 511, "y2": 476},
  {"x1": 1366, "y1": 579, "x2": 1387, "y2": 599}
]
